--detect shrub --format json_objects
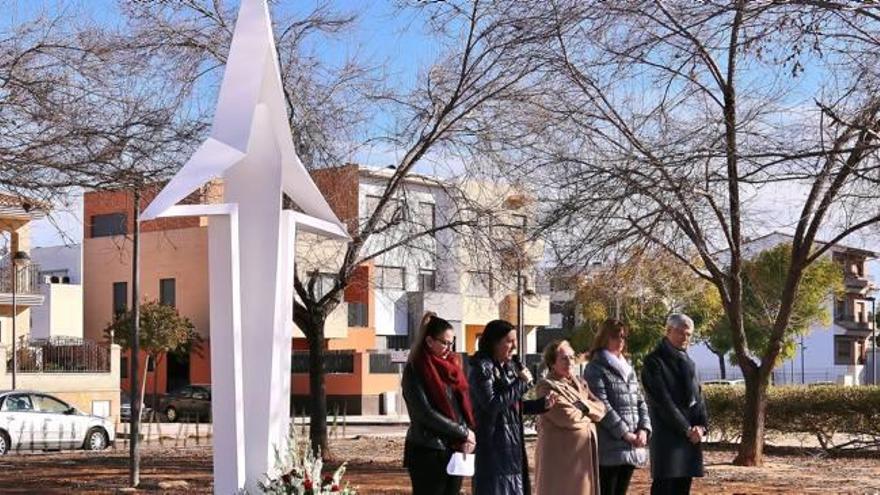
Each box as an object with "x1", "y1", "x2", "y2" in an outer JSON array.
[{"x1": 704, "y1": 385, "x2": 880, "y2": 452}]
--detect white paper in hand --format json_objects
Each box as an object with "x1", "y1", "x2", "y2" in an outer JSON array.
[{"x1": 446, "y1": 452, "x2": 475, "y2": 477}]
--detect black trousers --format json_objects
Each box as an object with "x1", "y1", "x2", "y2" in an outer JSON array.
[
  {"x1": 599, "y1": 465, "x2": 635, "y2": 495},
  {"x1": 650, "y1": 477, "x2": 692, "y2": 495},
  {"x1": 406, "y1": 446, "x2": 463, "y2": 495}
]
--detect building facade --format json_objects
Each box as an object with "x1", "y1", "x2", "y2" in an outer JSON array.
[
  {"x1": 688, "y1": 232, "x2": 878, "y2": 385},
  {"x1": 1, "y1": 196, "x2": 119, "y2": 421},
  {"x1": 82, "y1": 166, "x2": 551, "y2": 414}
]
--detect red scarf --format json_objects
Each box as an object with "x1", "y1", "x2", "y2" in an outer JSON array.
[{"x1": 415, "y1": 349, "x2": 477, "y2": 434}]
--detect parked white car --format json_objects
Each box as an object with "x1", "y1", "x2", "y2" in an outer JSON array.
[{"x1": 0, "y1": 390, "x2": 115, "y2": 455}]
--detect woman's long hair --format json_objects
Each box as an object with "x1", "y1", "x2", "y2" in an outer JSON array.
[
  {"x1": 408, "y1": 311, "x2": 453, "y2": 364},
  {"x1": 477, "y1": 319, "x2": 516, "y2": 357},
  {"x1": 589, "y1": 318, "x2": 627, "y2": 358}
]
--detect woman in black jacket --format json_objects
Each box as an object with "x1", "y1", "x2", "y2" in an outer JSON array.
[
  {"x1": 469, "y1": 319, "x2": 557, "y2": 495},
  {"x1": 403, "y1": 312, "x2": 476, "y2": 495}
]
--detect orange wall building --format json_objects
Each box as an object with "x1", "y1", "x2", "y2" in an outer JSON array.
[{"x1": 82, "y1": 175, "x2": 395, "y2": 414}]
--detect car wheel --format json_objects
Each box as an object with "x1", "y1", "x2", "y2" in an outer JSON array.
[
  {"x1": 0, "y1": 430, "x2": 9, "y2": 455},
  {"x1": 165, "y1": 406, "x2": 178, "y2": 422},
  {"x1": 84, "y1": 428, "x2": 108, "y2": 451}
]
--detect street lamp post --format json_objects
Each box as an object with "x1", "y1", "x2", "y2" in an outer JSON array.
[
  {"x1": 868, "y1": 296, "x2": 877, "y2": 385},
  {"x1": 517, "y1": 265, "x2": 525, "y2": 355},
  {"x1": 10, "y1": 250, "x2": 30, "y2": 390}
]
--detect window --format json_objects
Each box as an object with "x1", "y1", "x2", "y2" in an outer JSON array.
[
  {"x1": 313, "y1": 272, "x2": 337, "y2": 299},
  {"x1": 33, "y1": 395, "x2": 70, "y2": 414},
  {"x1": 160, "y1": 278, "x2": 176, "y2": 307},
  {"x1": 835, "y1": 335, "x2": 856, "y2": 365},
  {"x1": 835, "y1": 298, "x2": 846, "y2": 319},
  {"x1": 91, "y1": 213, "x2": 127, "y2": 238},
  {"x1": 376, "y1": 266, "x2": 405, "y2": 290},
  {"x1": 348, "y1": 302, "x2": 368, "y2": 327},
  {"x1": 550, "y1": 275, "x2": 576, "y2": 292},
  {"x1": 386, "y1": 335, "x2": 410, "y2": 350},
  {"x1": 366, "y1": 195, "x2": 405, "y2": 224},
  {"x1": 192, "y1": 387, "x2": 210, "y2": 400},
  {"x1": 417, "y1": 202, "x2": 436, "y2": 230},
  {"x1": 1, "y1": 394, "x2": 33, "y2": 412},
  {"x1": 113, "y1": 282, "x2": 128, "y2": 317},
  {"x1": 175, "y1": 386, "x2": 193, "y2": 398},
  {"x1": 418, "y1": 269, "x2": 436, "y2": 292},
  {"x1": 466, "y1": 271, "x2": 493, "y2": 297}
]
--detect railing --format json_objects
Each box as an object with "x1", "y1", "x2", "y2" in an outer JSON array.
[
  {"x1": 368, "y1": 352, "x2": 403, "y2": 374},
  {"x1": 9, "y1": 337, "x2": 111, "y2": 373},
  {"x1": 291, "y1": 350, "x2": 354, "y2": 374},
  {"x1": 0, "y1": 263, "x2": 41, "y2": 294}
]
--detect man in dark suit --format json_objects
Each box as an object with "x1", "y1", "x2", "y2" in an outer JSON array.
[{"x1": 641, "y1": 313, "x2": 708, "y2": 495}]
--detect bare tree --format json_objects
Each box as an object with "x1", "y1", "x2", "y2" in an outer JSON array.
[
  {"x1": 288, "y1": 0, "x2": 563, "y2": 455},
  {"x1": 528, "y1": 1, "x2": 880, "y2": 466},
  {"x1": 115, "y1": 0, "x2": 371, "y2": 170}
]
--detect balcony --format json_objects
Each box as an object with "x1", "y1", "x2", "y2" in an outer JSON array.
[
  {"x1": 0, "y1": 263, "x2": 44, "y2": 306},
  {"x1": 293, "y1": 301, "x2": 348, "y2": 339},
  {"x1": 836, "y1": 313, "x2": 875, "y2": 335},
  {"x1": 844, "y1": 274, "x2": 871, "y2": 293},
  {"x1": 409, "y1": 291, "x2": 463, "y2": 322}
]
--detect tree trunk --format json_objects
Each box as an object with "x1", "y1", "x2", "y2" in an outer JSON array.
[
  {"x1": 717, "y1": 352, "x2": 727, "y2": 379},
  {"x1": 152, "y1": 355, "x2": 162, "y2": 419},
  {"x1": 733, "y1": 366, "x2": 770, "y2": 466},
  {"x1": 139, "y1": 355, "x2": 149, "y2": 425},
  {"x1": 307, "y1": 315, "x2": 329, "y2": 459}
]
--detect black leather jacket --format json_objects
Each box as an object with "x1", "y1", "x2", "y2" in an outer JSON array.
[
  {"x1": 402, "y1": 362, "x2": 469, "y2": 461},
  {"x1": 469, "y1": 352, "x2": 548, "y2": 495}
]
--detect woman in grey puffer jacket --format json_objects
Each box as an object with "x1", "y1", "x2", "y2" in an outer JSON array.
[{"x1": 584, "y1": 319, "x2": 651, "y2": 495}]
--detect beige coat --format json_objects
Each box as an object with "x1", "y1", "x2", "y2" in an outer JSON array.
[{"x1": 535, "y1": 373, "x2": 606, "y2": 495}]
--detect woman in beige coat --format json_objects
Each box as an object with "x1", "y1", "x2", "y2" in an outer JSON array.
[{"x1": 535, "y1": 340, "x2": 606, "y2": 495}]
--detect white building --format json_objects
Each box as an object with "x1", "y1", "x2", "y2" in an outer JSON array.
[
  {"x1": 689, "y1": 232, "x2": 877, "y2": 385},
  {"x1": 359, "y1": 167, "x2": 550, "y2": 355},
  {"x1": 300, "y1": 165, "x2": 551, "y2": 356},
  {"x1": 28, "y1": 244, "x2": 84, "y2": 340}
]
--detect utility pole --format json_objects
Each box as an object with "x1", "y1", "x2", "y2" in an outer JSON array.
[
  {"x1": 130, "y1": 188, "x2": 142, "y2": 487},
  {"x1": 869, "y1": 297, "x2": 876, "y2": 385},
  {"x1": 800, "y1": 334, "x2": 805, "y2": 385},
  {"x1": 517, "y1": 265, "x2": 525, "y2": 356}
]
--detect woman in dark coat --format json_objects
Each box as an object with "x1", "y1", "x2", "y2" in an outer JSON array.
[
  {"x1": 468, "y1": 319, "x2": 557, "y2": 495},
  {"x1": 584, "y1": 319, "x2": 651, "y2": 495},
  {"x1": 403, "y1": 312, "x2": 476, "y2": 495},
  {"x1": 641, "y1": 313, "x2": 709, "y2": 495}
]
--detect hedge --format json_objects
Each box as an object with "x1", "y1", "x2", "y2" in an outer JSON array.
[{"x1": 704, "y1": 385, "x2": 880, "y2": 452}]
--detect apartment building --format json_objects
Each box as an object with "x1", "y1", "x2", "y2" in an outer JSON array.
[
  {"x1": 0, "y1": 194, "x2": 45, "y2": 348},
  {"x1": 689, "y1": 232, "x2": 878, "y2": 384},
  {"x1": 82, "y1": 165, "x2": 550, "y2": 414},
  {"x1": 0, "y1": 195, "x2": 120, "y2": 420}
]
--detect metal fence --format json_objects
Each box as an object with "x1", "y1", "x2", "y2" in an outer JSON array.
[
  {"x1": 0, "y1": 263, "x2": 41, "y2": 294},
  {"x1": 291, "y1": 350, "x2": 354, "y2": 374},
  {"x1": 698, "y1": 367, "x2": 852, "y2": 385},
  {"x1": 11, "y1": 337, "x2": 111, "y2": 373}
]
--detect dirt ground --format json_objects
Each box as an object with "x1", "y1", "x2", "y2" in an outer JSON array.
[{"x1": 0, "y1": 438, "x2": 878, "y2": 494}]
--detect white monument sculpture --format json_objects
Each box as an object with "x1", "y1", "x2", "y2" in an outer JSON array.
[{"x1": 141, "y1": 0, "x2": 349, "y2": 492}]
